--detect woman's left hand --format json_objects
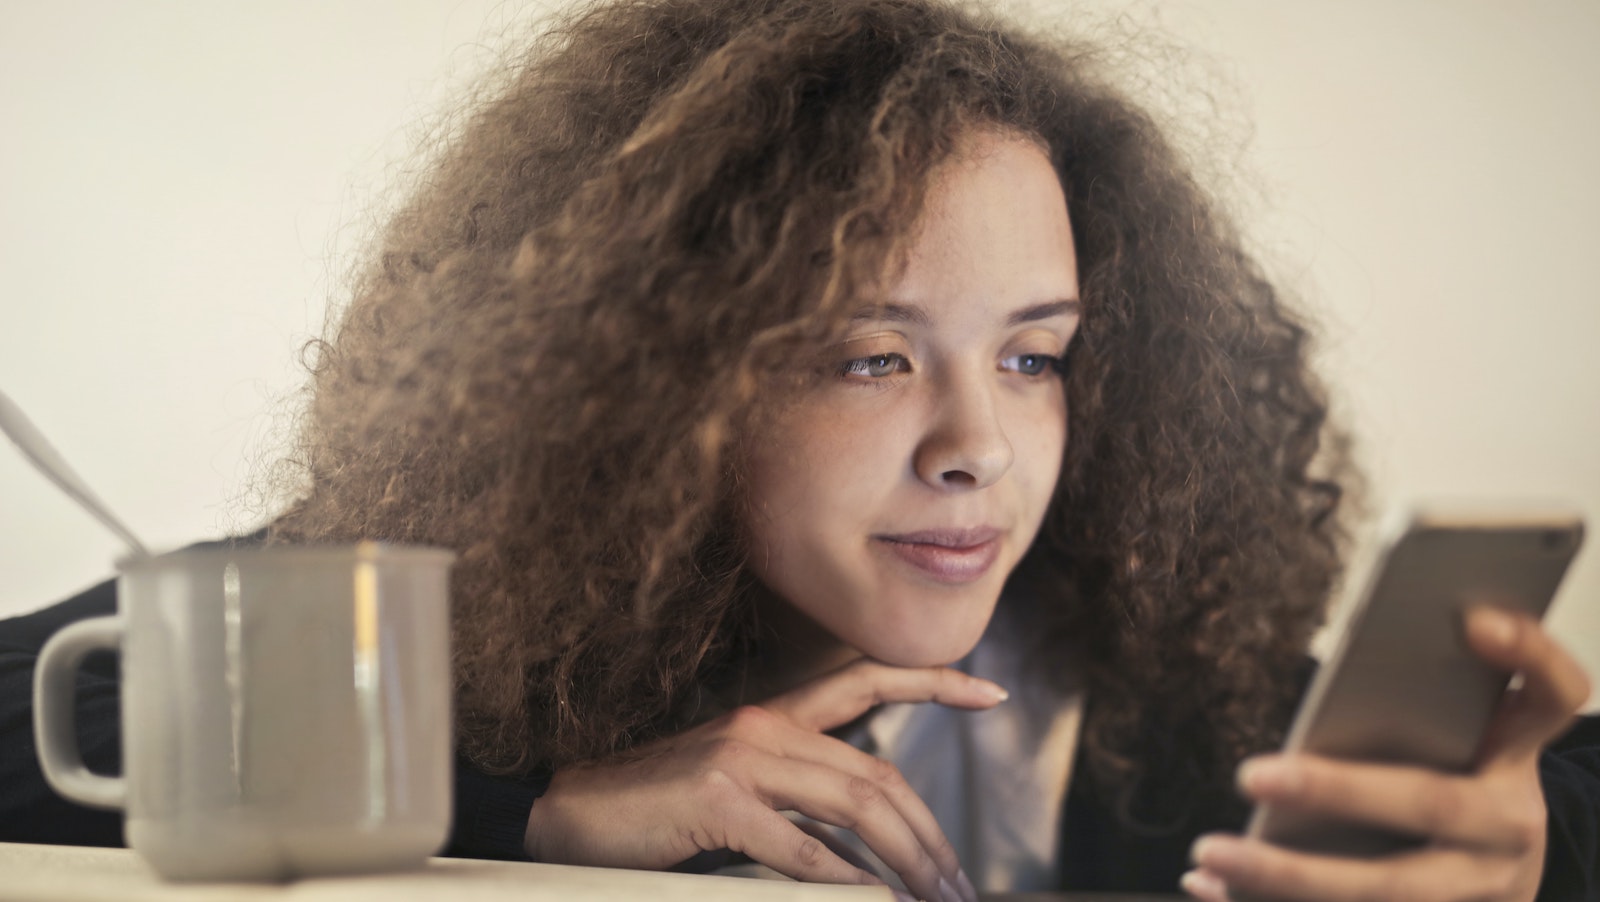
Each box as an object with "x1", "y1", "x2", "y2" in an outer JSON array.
[{"x1": 1183, "y1": 606, "x2": 1592, "y2": 902}]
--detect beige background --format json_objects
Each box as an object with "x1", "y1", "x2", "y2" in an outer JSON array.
[{"x1": 2, "y1": 1, "x2": 1596, "y2": 704}]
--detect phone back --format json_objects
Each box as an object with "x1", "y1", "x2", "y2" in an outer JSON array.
[{"x1": 1248, "y1": 510, "x2": 1583, "y2": 858}]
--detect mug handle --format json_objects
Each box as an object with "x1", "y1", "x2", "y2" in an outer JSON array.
[{"x1": 33, "y1": 614, "x2": 127, "y2": 810}]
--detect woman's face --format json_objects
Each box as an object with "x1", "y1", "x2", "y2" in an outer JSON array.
[{"x1": 742, "y1": 129, "x2": 1080, "y2": 667}]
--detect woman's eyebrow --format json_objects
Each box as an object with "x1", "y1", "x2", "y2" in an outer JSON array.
[
  {"x1": 1005, "y1": 299, "x2": 1081, "y2": 326},
  {"x1": 849, "y1": 298, "x2": 1080, "y2": 327},
  {"x1": 851, "y1": 302, "x2": 930, "y2": 326}
]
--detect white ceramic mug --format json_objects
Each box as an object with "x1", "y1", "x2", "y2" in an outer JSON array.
[{"x1": 33, "y1": 542, "x2": 456, "y2": 881}]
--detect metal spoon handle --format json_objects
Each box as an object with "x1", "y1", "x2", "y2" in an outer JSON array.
[{"x1": 0, "y1": 388, "x2": 150, "y2": 559}]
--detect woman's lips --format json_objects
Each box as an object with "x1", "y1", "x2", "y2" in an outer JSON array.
[{"x1": 873, "y1": 527, "x2": 1003, "y2": 584}]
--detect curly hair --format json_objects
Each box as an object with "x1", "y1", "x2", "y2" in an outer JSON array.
[{"x1": 270, "y1": 0, "x2": 1354, "y2": 828}]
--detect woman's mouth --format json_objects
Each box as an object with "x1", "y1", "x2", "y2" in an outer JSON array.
[{"x1": 873, "y1": 527, "x2": 1003, "y2": 584}]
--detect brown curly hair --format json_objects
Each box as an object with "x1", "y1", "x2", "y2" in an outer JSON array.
[{"x1": 270, "y1": 0, "x2": 1354, "y2": 828}]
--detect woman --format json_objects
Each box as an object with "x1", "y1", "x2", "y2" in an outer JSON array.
[{"x1": 2, "y1": 0, "x2": 1594, "y2": 899}]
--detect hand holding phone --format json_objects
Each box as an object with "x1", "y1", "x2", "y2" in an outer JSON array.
[
  {"x1": 1246, "y1": 505, "x2": 1584, "y2": 858},
  {"x1": 1185, "y1": 506, "x2": 1591, "y2": 902}
]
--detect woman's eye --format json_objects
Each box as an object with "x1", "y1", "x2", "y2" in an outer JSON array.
[
  {"x1": 1003, "y1": 353, "x2": 1061, "y2": 377},
  {"x1": 837, "y1": 353, "x2": 910, "y2": 379}
]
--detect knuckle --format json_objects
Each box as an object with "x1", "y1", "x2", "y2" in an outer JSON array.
[
  {"x1": 837, "y1": 658, "x2": 880, "y2": 688},
  {"x1": 1506, "y1": 797, "x2": 1546, "y2": 850},
  {"x1": 867, "y1": 756, "x2": 904, "y2": 787},
  {"x1": 935, "y1": 665, "x2": 965, "y2": 691},
  {"x1": 1291, "y1": 759, "x2": 1337, "y2": 803},
  {"x1": 795, "y1": 835, "x2": 827, "y2": 869},
  {"x1": 697, "y1": 742, "x2": 752, "y2": 799},
  {"x1": 698, "y1": 759, "x2": 743, "y2": 804},
  {"x1": 927, "y1": 832, "x2": 957, "y2": 870},
  {"x1": 843, "y1": 659, "x2": 898, "y2": 706},
  {"x1": 723, "y1": 704, "x2": 776, "y2": 736},
  {"x1": 846, "y1": 774, "x2": 883, "y2": 808}
]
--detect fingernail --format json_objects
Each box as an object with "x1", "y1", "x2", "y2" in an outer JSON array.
[
  {"x1": 1236, "y1": 756, "x2": 1293, "y2": 795},
  {"x1": 1180, "y1": 868, "x2": 1227, "y2": 900},
  {"x1": 1471, "y1": 606, "x2": 1517, "y2": 646},
  {"x1": 956, "y1": 868, "x2": 978, "y2": 902},
  {"x1": 972, "y1": 677, "x2": 1009, "y2": 702}
]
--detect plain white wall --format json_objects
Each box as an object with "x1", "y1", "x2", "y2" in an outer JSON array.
[{"x1": 2, "y1": 2, "x2": 1596, "y2": 701}]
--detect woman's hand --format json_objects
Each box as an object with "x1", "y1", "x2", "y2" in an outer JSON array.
[
  {"x1": 523, "y1": 658, "x2": 1000, "y2": 902},
  {"x1": 1183, "y1": 606, "x2": 1593, "y2": 902}
]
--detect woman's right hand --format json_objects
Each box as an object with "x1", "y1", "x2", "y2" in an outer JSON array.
[{"x1": 522, "y1": 658, "x2": 1004, "y2": 902}]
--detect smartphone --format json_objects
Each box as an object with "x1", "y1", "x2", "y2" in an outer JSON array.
[{"x1": 1244, "y1": 504, "x2": 1584, "y2": 859}]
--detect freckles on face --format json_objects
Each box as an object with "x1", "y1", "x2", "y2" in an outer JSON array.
[{"x1": 741, "y1": 128, "x2": 1079, "y2": 667}]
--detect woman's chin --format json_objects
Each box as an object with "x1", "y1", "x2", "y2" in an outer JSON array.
[
  {"x1": 856, "y1": 624, "x2": 987, "y2": 669},
  {"x1": 844, "y1": 591, "x2": 1003, "y2": 668}
]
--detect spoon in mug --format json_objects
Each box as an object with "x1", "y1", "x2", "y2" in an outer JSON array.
[{"x1": 0, "y1": 387, "x2": 151, "y2": 559}]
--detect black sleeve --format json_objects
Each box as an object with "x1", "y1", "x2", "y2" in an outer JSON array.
[
  {"x1": 0, "y1": 578, "x2": 124, "y2": 846},
  {"x1": 443, "y1": 761, "x2": 552, "y2": 860},
  {"x1": 1537, "y1": 714, "x2": 1600, "y2": 902}
]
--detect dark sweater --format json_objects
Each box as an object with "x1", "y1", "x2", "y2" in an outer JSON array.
[{"x1": 3, "y1": 571, "x2": 1596, "y2": 896}]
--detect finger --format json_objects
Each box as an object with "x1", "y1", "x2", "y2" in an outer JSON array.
[
  {"x1": 1466, "y1": 607, "x2": 1592, "y2": 762},
  {"x1": 1191, "y1": 832, "x2": 1514, "y2": 902},
  {"x1": 1237, "y1": 754, "x2": 1540, "y2": 852},
  {"x1": 789, "y1": 823, "x2": 932, "y2": 902},
  {"x1": 704, "y1": 714, "x2": 969, "y2": 897},
  {"x1": 725, "y1": 797, "x2": 887, "y2": 890},
  {"x1": 755, "y1": 756, "x2": 954, "y2": 902},
  {"x1": 760, "y1": 727, "x2": 964, "y2": 888},
  {"x1": 755, "y1": 745, "x2": 974, "y2": 902},
  {"x1": 766, "y1": 658, "x2": 1007, "y2": 732}
]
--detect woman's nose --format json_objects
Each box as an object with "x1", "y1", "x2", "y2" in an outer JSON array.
[{"x1": 911, "y1": 377, "x2": 1014, "y2": 490}]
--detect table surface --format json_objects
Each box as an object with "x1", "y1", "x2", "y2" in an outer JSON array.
[{"x1": 0, "y1": 842, "x2": 1183, "y2": 902}]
